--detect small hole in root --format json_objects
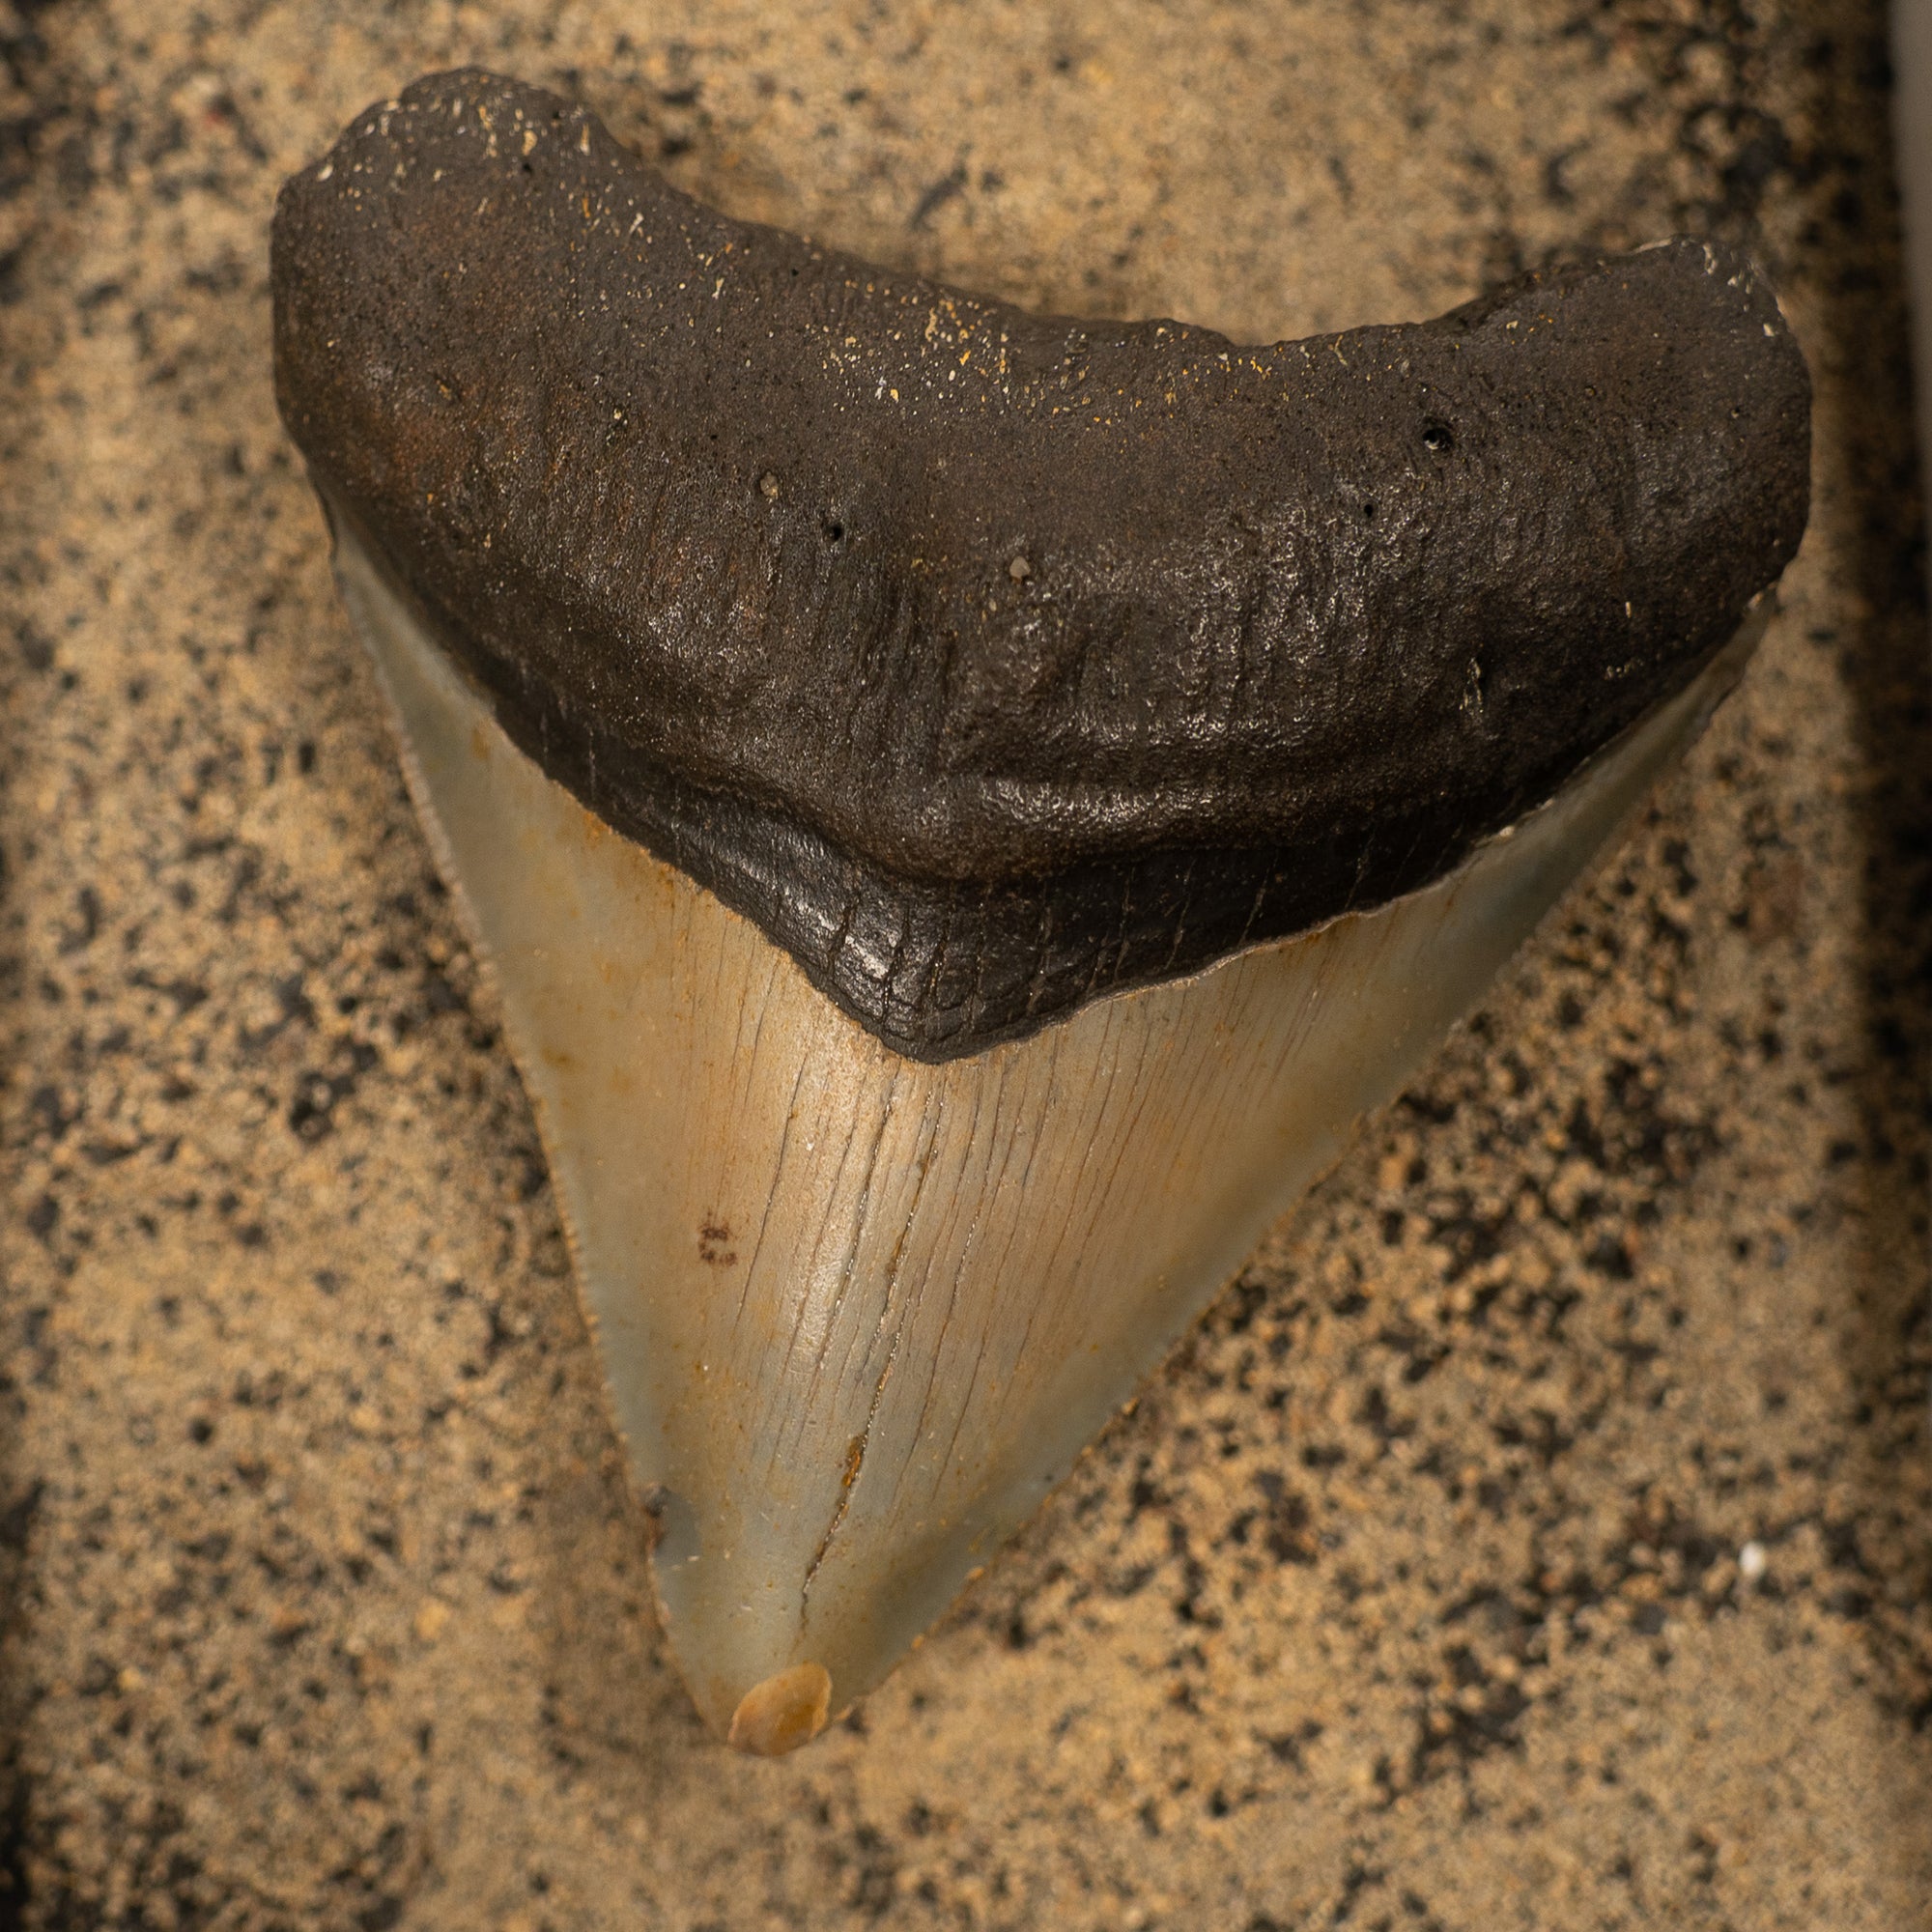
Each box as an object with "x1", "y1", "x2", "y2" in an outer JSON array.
[{"x1": 822, "y1": 516, "x2": 845, "y2": 545}]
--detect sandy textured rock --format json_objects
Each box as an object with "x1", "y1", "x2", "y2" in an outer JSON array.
[{"x1": 0, "y1": 2, "x2": 1927, "y2": 1928}]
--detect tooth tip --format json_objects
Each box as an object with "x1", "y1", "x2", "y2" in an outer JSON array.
[{"x1": 725, "y1": 1663, "x2": 833, "y2": 1757}]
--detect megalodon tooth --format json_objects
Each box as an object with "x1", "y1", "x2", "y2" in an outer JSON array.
[{"x1": 271, "y1": 70, "x2": 1810, "y2": 1753}]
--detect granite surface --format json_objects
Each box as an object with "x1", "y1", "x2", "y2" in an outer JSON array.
[{"x1": 2, "y1": 1, "x2": 1929, "y2": 1927}]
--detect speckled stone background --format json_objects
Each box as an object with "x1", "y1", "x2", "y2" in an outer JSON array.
[{"x1": 1, "y1": 2, "x2": 1929, "y2": 1927}]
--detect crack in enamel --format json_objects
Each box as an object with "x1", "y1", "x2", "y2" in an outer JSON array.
[
  {"x1": 332, "y1": 517, "x2": 1767, "y2": 1746},
  {"x1": 795, "y1": 1082, "x2": 943, "y2": 1634}
]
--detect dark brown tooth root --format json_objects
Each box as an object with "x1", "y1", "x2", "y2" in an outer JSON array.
[{"x1": 272, "y1": 70, "x2": 1809, "y2": 1060}]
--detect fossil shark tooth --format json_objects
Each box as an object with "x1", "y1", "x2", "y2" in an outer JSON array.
[{"x1": 272, "y1": 71, "x2": 1810, "y2": 1751}]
